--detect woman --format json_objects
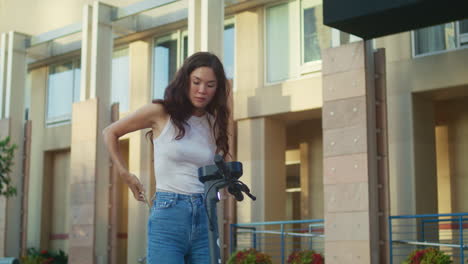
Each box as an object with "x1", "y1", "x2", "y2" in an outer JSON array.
[{"x1": 102, "y1": 51, "x2": 230, "y2": 263}]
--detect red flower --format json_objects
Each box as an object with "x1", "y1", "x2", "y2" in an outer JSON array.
[{"x1": 40, "y1": 250, "x2": 48, "y2": 255}]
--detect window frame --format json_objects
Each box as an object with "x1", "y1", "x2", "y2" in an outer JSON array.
[
  {"x1": 111, "y1": 45, "x2": 130, "y2": 113},
  {"x1": 300, "y1": 0, "x2": 323, "y2": 75},
  {"x1": 264, "y1": 0, "x2": 333, "y2": 85},
  {"x1": 151, "y1": 30, "x2": 185, "y2": 100},
  {"x1": 264, "y1": 0, "x2": 299, "y2": 86},
  {"x1": 411, "y1": 20, "x2": 468, "y2": 58},
  {"x1": 45, "y1": 58, "x2": 80, "y2": 127},
  {"x1": 224, "y1": 17, "x2": 236, "y2": 83}
]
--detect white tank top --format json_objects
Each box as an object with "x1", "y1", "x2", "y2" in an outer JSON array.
[{"x1": 153, "y1": 114, "x2": 217, "y2": 194}]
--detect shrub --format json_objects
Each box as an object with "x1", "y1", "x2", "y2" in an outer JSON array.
[
  {"x1": 227, "y1": 248, "x2": 272, "y2": 264},
  {"x1": 403, "y1": 247, "x2": 451, "y2": 264},
  {"x1": 0, "y1": 136, "x2": 17, "y2": 197},
  {"x1": 287, "y1": 250, "x2": 324, "y2": 264},
  {"x1": 21, "y1": 248, "x2": 68, "y2": 264}
]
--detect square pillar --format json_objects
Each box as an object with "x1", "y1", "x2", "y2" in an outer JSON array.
[
  {"x1": 237, "y1": 117, "x2": 286, "y2": 223},
  {"x1": 69, "y1": 2, "x2": 113, "y2": 264},
  {"x1": 322, "y1": 41, "x2": 380, "y2": 263},
  {"x1": 188, "y1": 0, "x2": 224, "y2": 58},
  {"x1": 1, "y1": 31, "x2": 28, "y2": 258},
  {"x1": 126, "y1": 40, "x2": 153, "y2": 263}
]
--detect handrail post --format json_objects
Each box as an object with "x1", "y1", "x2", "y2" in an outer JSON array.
[
  {"x1": 308, "y1": 224, "x2": 313, "y2": 250},
  {"x1": 421, "y1": 219, "x2": 426, "y2": 242},
  {"x1": 253, "y1": 227, "x2": 257, "y2": 249},
  {"x1": 459, "y1": 216, "x2": 464, "y2": 263},
  {"x1": 389, "y1": 216, "x2": 393, "y2": 264},
  {"x1": 281, "y1": 224, "x2": 285, "y2": 264},
  {"x1": 230, "y1": 224, "x2": 235, "y2": 255}
]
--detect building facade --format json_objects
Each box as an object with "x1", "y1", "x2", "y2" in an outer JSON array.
[{"x1": 0, "y1": 0, "x2": 467, "y2": 263}]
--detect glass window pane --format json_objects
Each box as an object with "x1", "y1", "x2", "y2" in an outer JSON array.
[
  {"x1": 183, "y1": 35, "x2": 188, "y2": 63},
  {"x1": 460, "y1": 19, "x2": 468, "y2": 34},
  {"x1": 303, "y1": 7, "x2": 320, "y2": 62},
  {"x1": 266, "y1": 3, "x2": 290, "y2": 83},
  {"x1": 112, "y1": 48, "x2": 130, "y2": 112},
  {"x1": 73, "y1": 61, "x2": 81, "y2": 103},
  {"x1": 414, "y1": 23, "x2": 456, "y2": 55},
  {"x1": 47, "y1": 62, "x2": 74, "y2": 122},
  {"x1": 153, "y1": 38, "x2": 177, "y2": 99},
  {"x1": 302, "y1": 5, "x2": 330, "y2": 64},
  {"x1": 224, "y1": 24, "x2": 235, "y2": 80}
]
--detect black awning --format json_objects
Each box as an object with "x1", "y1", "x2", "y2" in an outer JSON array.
[{"x1": 324, "y1": 0, "x2": 468, "y2": 39}]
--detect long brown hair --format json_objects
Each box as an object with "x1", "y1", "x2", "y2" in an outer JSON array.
[{"x1": 147, "y1": 52, "x2": 230, "y2": 158}]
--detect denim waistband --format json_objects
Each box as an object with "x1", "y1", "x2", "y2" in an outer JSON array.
[{"x1": 155, "y1": 189, "x2": 204, "y2": 201}]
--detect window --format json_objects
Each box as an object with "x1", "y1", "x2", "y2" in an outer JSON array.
[
  {"x1": 302, "y1": 1, "x2": 321, "y2": 63},
  {"x1": 153, "y1": 31, "x2": 188, "y2": 99},
  {"x1": 459, "y1": 19, "x2": 468, "y2": 46},
  {"x1": 111, "y1": 48, "x2": 130, "y2": 112},
  {"x1": 224, "y1": 23, "x2": 235, "y2": 80},
  {"x1": 265, "y1": 0, "x2": 331, "y2": 83},
  {"x1": 46, "y1": 60, "x2": 80, "y2": 125},
  {"x1": 413, "y1": 20, "x2": 468, "y2": 57},
  {"x1": 266, "y1": 3, "x2": 290, "y2": 83}
]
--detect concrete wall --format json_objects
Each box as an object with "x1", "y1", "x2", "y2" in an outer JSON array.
[
  {"x1": 287, "y1": 119, "x2": 323, "y2": 219},
  {"x1": 375, "y1": 32, "x2": 468, "y2": 215},
  {"x1": 435, "y1": 97, "x2": 468, "y2": 213},
  {"x1": 233, "y1": 6, "x2": 323, "y2": 121}
]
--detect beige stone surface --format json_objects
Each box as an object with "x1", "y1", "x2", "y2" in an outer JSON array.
[
  {"x1": 324, "y1": 241, "x2": 371, "y2": 264},
  {"x1": 70, "y1": 204, "x2": 94, "y2": 225},
  {"x1": 69, "y1": 224, "x2": 94, "y2": 247},
  {"x1": 323, "y1": 125, "x2": 367, "y2": 157},
  {"x1": 322, "y1": 42, "x2": 365, "y2": 76},
  {"x1": 325, "y1": 211, "x2": 370, "y2": 241},
  {"x1": 68, "y1": 246, "x2": 94, "y2": 264},
  {"x1": 323, "y1": 153, "x2": 368, "y2": 185},
  {"x1": 322, "y1": 96, "x2": 366, "y2": 130},
  {"x1": 323, "y1": 69, "x2": 366, "y2": 101},
  {"x1": 324, "y1": 182, "x2": 369, "y2": 212}
]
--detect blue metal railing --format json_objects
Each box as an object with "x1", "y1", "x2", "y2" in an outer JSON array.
[
  {"x1": 389, "y1": 212, "x2": 468, "y2": 264},
  {"x1": 230, "y1": 219, "x2": 324, "y2": 264}
]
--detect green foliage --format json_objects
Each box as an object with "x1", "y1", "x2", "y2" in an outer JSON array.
[
  {"x1": 287, "y1": 250, "x2": 324, "y2": 264},
  {"x1": 227, "y1": 248, "x2": 272, "y2": 264},
  {"x1": 403, "y1": 248, "x2": 452, "y2": 264},
  {"x1": 22, "y1": 248, "x2": 68, "y2": 264},
  {"x1": 0, "y1": 136, "x2": 17, "y2": 197}
]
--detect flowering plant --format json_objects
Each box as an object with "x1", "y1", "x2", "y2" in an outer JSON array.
[
  {"x1": 403, "y1": 248, "x2": 451, "y2": 264},
  {"x1": 21, "y1": 248, "x2": 68, "y2": 264},
  {"x1": 227, "y1": 248, "x2": 272, "y2": 264},
  {"x1": 287, "y1": 250, "x2": 324, "y2": 264}
]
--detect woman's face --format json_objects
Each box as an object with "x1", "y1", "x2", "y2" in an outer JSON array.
[{"x1": 189, "y1": 67, "x2": 217, "y2": 113}]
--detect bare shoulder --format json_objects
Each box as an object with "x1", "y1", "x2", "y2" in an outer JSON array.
[
  {"x1": 145, "y1": 102, "x2": 168, "y2": 120},
  {"x1": 144, "y1": 102, "x2": 170, "y2": 136}
]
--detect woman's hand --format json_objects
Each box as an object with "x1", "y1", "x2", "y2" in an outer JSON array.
[{"x1": 123, "y1": 172, "x2": 146, "y2": 202}]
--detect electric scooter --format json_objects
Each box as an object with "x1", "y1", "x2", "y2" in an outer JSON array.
[{"x1": 198, "y1": 154, "x2": 256, "y2": 264}]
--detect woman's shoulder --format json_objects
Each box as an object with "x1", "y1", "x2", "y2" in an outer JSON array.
[{"x1": 142, "y1": 101, "x2": 169, "y2": 123}]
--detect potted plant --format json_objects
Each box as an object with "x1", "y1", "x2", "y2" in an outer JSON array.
[
  {"x1": 403, "y1": 247, "x2": 451, "y2": 264},
  {"x1": 227, "y1": 248, "x2": 272, "y2": 264},
  {"x1": 287, "y1": 250, "x2": 324, "y2": 264}
]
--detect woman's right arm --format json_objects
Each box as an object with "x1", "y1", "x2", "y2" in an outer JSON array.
[{"x1": 102, "y1": 103, "x2": 166, "y2": 202}]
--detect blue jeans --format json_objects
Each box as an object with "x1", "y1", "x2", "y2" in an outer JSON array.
[{"x1": 147, "y1": 191, "x2": 209, "y2": 264}]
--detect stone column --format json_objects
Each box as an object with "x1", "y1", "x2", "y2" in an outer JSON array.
[
  {"x1": 126, "y1": 40, "x2": 153, "y2": 263},
  {"x1": 69, "y1": 2, "x2": 113, "y2": 264},
  {"x1": 322, "y1": 41, "x2": 381, "y2": 263},
  {"x1": 237, "y1": 117, "x2": 286, "y2": 223},
  {"x1": 1, "y1": 31, "x2": 28, "y2": 258}
]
